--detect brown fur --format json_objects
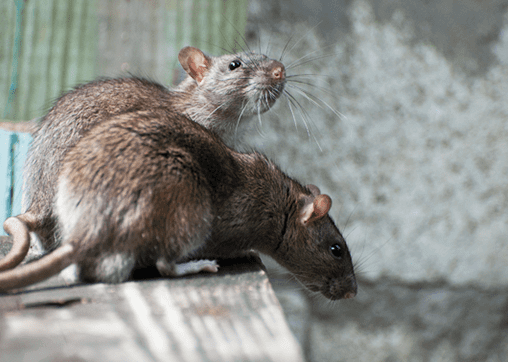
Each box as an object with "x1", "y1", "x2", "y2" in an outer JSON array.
[
  {"x1": 0, "y1": 110, "x2": 356, "y2": 300},
  {"x1": 1, "y1": 47, "x2": 285, "y2": 265}
]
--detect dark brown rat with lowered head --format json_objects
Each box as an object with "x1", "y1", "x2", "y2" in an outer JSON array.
[
  {"x1": 1, "y1": 46, "x2": 286, "y2": 270},
  {"x1": 0, "y1": 109, "x2": 356, "y2": 300}
]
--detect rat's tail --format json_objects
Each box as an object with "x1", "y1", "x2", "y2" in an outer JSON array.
[
  {"x1": 0, "y1": 215, "x2": 32, "y2": 271},
  {"x1": 0, "y1": 243, "x2": 75, "y2": 291}
]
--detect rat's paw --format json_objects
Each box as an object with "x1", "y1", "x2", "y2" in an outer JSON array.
[
  {"x1": 59, "y1": 264, "x2": 79, "y2": 284},
  {"x1": 174, "y1": 259, "x2": 219, "y2": 276}
]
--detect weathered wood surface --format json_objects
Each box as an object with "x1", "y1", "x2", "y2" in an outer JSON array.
[{"x1": 0, "y1": 237, "x2": 305, "y2": 362}]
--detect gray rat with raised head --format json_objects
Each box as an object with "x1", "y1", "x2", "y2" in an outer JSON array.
[
  {"x1": 1, "y1": 46, "x2": 286, "y2": 270},
  {"x1": 0, "y1": 108, "x2": 357, "y2": 300}
]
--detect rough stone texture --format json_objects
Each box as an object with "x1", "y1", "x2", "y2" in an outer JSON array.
[{"x1": 248, "y1": 0, "x2": 508, "y2": 360}]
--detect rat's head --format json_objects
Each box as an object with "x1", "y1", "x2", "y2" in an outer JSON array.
[
  {"x1": 177, "y1": 46, "x2": 286, "y2": 118},
  {"x1": 273, "y1": 184, "x2": 357, "y2": 300}
]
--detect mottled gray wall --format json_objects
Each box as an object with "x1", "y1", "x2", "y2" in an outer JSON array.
[{"x1": 244, "y1": 0, "x2": 508, "y2": 361}]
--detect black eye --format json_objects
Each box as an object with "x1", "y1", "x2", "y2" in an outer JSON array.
[
  {"x1": 329, "y1": 244, "x2": 342, "y2": 259},
  {"x1": 229, "y1": 59, "x2": 242, "y2": 71}
]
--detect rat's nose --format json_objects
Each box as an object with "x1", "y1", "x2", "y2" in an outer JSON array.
[
  {"x1": 343, "y1": 291, "x2": 356, "y2": 299},
  {"x1": 270, "y1": 61, "x2": 285, "y2": 80}
]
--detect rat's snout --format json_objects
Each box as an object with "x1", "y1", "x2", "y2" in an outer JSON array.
[
  {"x1": 343, "y1": 279, "x2": 357, "y2": 299},
  {"x1": 343, "y1": 291, "x2": 356, "y2": 299},
  {"x1": 327, "y1": 273, "x2": 358, "y2": 300},
  {"x1": 270, "y1": 60, "x2": 285, "y2": 81}
]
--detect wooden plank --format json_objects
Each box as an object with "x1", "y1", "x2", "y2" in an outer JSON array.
[{"x1": 0, "y1": 237, "x2": 305, "y2": 362}]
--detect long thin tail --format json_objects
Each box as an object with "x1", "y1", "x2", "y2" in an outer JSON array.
[
  {"x1": 0, "y1": 216, "x2": 31, "y2": 271},
  {"x1": 0, "y1": 243, "x2": 75, "y2": 291}
]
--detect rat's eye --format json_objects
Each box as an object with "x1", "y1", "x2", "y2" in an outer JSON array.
[
  {"x1": 229, "y1": 60, "x2": 242, "y2": 71},
  {"x1": 329, "y1": 244, "x2": 342, "y2": 259}
]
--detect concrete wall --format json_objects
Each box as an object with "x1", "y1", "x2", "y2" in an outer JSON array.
[{"x1": 244, "y1": 0, "x2": 508, "y2": 360}]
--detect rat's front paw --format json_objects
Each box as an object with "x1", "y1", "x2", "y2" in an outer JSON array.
[
  {"x1": 157, "y1": 258, "x2": 219, "y2": 277},
  {"x1": 174, "y1": 260, "x2": 219, "y2": 276}
]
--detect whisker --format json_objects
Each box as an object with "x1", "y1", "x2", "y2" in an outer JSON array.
[
  {"x1": 257, "y1": 102, "x2": 263, "y2": 129},
  {"x1": 286, "y1": 78, "x2": 338, "y2": 98},
  {"x1": 264, "y1": 32, "x2": 274, "y2": 58},
  {"x1": 286, "y1": 73, "x2": 334, "y2": 79},
  {"x1": 343, "y1": 204, "x2": 358, "y2": 235},
  {"x1": 234, "y1": 102, "x2": 249, "y2": 148},
  {"x1": 278, "y1": 33, "x2": 297, "y2": 62},
  {"x1": 284, "y1": 90, "x2": 313, "y2": 138},
  {"x1": 286, "y1": 46, "x2": 338, "y2": 70},
  {"x1": 203, "y1": 104, "x2": 224, "y2": 123},
  {"x1": 280, "y1": 22, "x2": 323, "y2": 62},
  {"x1": 284, "y1": 90, "x2": 299, "y2": 132},
  {"x1": 284, "y1": 90, "x2": 323, "y2": 151},
  {"x1": 353, "y1": 237, "x2": 393, "y2": 273},
  {"x1": 221, "y1": 15, "x2": 253, "y2": 54},
  {"x1": 286, "y1": 83, "x2": 347, "y2": 121},
  {"x1": 344, "y1": 226, "x2": 359, "y2": 241}
]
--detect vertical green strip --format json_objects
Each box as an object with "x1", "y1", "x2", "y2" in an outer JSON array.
[
  {"x1": 224, "y1": 0, "x2": 248, "y2": 53},
  {"x1": 23, "y1": 5, "x2": 38, "y2": 120},
  {"x1": 148, "y1": 2, "x2": 158, "y2": 73},
  {"x1": 182, "y1": 0, "x2": 192, "y2": 49},
  {"x1": 59, "y1": 0, "x2": 73, "y2": 93},
  {"x1": 218, "y1": 0, "x2": 229, "y2": 53},
  {"x1": 44, "y1": 0, "x2": 58, "y2": 109},
  {"x1": 33, "y1": 3, "x2": 53, "y2": 116},
  {"x1": 165, "y1": 0, "x2": 179, "y2": 86},
  {"x1": 0, "y1": 2, "x2": 15, "y2": 113},
  {"x1": 190, "y1": 0, "x2": 198, "y2": 48},
  {"x1": 79, "y1": 0, "x2": 98, "y2": 84},
  {"x1": 206, "y1": 0, "x2": 216, "y2": 54},
  {"x1": 199, "y1": 0, "x2": 209, "y2": 52},
  {"x1": 65, "y1": 1, "x2": 80, "y2": 87},
  {"x1": 17, "y1": 3, "x2": 35, "y2": 121},
  {"x1": 3, "y1": 0, "x2": 25, "y2": 120},
  {"x1": 224, "y1": 0, "x2": 235, "y2": 52},
  {"x1": 1, "y1": 2, "x2": 15, "y2": 118},
  {"x1": 235, "y1": 0, "x2": 248, "y2": 52}
]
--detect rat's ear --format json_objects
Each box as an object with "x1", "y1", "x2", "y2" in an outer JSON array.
[
  {"x1": 306, "y1": 184, "x2": 320, "y2": 197},
  {"x1": 178, "y1": 46, "x2": 210, "y2": 84},
  {"x1": 299, "y1": 194, "x2": 332, "y2": 225}
]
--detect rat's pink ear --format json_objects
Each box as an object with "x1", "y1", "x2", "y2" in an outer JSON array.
[
  {"x1": 178, "y1": 46, "x2": 210, "y2": 84},
  {"x1": 299, "y1": 194, "x2": 332, "y2": 225},
  {"x1": 306, "y1": 184, "x2": 320, "y2": 197}
]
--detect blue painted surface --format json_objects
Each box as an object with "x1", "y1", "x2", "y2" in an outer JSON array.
[{"x1": 0, "y1": 130, "x2": 32, "y2": 236}]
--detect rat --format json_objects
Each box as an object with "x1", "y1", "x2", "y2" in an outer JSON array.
[
  {"x1": 1, "y1": 46, "x2": 286, "y2": 271},
  {"x1": 0, "y1": 108, "x2": 357, "y2": 300}
]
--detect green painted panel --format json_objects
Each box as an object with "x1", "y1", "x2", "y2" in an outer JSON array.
[
  {"x1": 1, "y1": 0, "x2": 248, "y2": 233},
  {"x1": 160, "y1": 0, "x2": 248, "y2": 85},
  {"x1": 2, "y1": 0, "x2": 98, "y2": 121}
]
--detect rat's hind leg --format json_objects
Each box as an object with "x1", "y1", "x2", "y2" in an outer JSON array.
[{"x1": 78, "y1": 252, "x2": 137, "y2": 283}]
